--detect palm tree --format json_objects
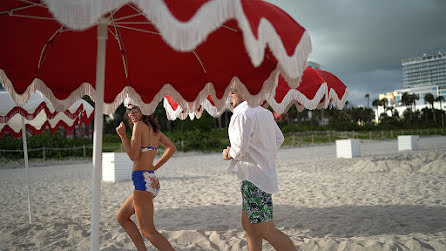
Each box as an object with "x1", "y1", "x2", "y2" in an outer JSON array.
[
  {"x1": 436, "y1": 96, "x2": 446, "y2": 129},
  {"x1": 436, "y1": 95, "x2": 445, "y2": 110},
  {"x1": 410, "y1": 94, "x2": 420, "y2": 111},
  {"x1": 386, "y1": 106, "x2": 395, "y2": 117},
  {"x1": 364, "y1": 93, "x2": 370, "y2": 108},
  {"x1": 424, "y1": 93, "x2": 436, "y2": 122},
  {"x1": 372, "y1": 99, "x2": 380, "y2": 109},
  {"x1": 371, "y1": 98, "x2": 380, "y2": 121},
  {"x1": 401, "y1": 92, "x2": 411, "y2": 109},
  {"x1": 410, "y1": 93, "x2": 420, "y2": 121},
  {"x1": 401, "y1": 92, "x2": 414, "y2": 120},
  {"x1": 379, "y1": 98, "x2": 389, "y2": 111}
]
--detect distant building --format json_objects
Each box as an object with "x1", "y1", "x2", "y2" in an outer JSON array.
[
  {"x1": 307, "y1": 60, "x2": 321, "y2": 69},
  {"x1": 392, "y1": 85, "x2": 446, "y2": 107},
  {"x1": 375, "y1": 85, "x2": 446, "y2": 121},
  {"x1": 402, "y1": 51, "x2": 446, "y2": 89},
  {"x1": 373, "y1": 51, "x2": 446, "y2": 121}
]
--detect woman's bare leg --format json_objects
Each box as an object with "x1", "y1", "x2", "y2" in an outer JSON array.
[
  {"x1": 133, "y1": 190, "x2": 174, "y2": 251},
  {"x1": 116, "y1": 193, "x2": 147, "y2": 251}
]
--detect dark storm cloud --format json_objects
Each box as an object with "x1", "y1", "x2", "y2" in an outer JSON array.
[
  {"x1": 266, "y1": 0, "x2": 446, "y2": 106},
  {"x1": 337, "y1": 69, "x2": 403, "y2": 107}
]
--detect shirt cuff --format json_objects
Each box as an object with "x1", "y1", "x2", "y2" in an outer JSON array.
[{"x1": 229, "y1": 148, "x2": 238, "y2": 159}]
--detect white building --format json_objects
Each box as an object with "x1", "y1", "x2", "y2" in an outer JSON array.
[
  {"x1": 402, "y1": 51, "x2": 446, "y2": 89},
  {"x1": 373, "y1": 51, "x2": 446, "y2": 122},
  {"x1": 374, "y1": 85, "x2": 446, "y2": 122}
]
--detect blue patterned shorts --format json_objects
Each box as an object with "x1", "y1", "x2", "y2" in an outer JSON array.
[
  {"x1": 241, "y1": 180, "x2": 273, "y2": 224},
  {"x1": 132, "y1": 170, "x2": 160, "y2": 197}
]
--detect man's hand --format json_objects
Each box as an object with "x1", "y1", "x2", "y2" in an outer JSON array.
[
  {"x1": 222, "y1": 146, "x2": 232, "y2": 160},
  {"x1": 116, "y1": 122, "x2": 126, "y2": 137}
]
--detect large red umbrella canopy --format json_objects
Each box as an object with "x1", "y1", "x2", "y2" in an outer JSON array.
[
  {"x1": 164, "y1": 67, "x2": 348, "y2": 120},
  {"x1": 0, "y1": 0, "x2": 311, "y2": 114}
]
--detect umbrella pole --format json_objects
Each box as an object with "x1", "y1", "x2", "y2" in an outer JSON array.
[
  {"x1": 90, "y1": 21, "x2": 107, "y2": 251},
  {"x1": 21, "y1": 117, "x2": 33, "y2": 224}
]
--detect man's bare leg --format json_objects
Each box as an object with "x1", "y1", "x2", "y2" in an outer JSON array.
[
  {"x1": 253, "y1": 219, "x2": 296, "y2": 251},
  {"x1": 242, "y1": 210, "x2": 263, "y2": 251}
]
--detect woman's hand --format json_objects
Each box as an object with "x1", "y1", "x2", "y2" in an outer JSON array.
[{"x1": 116, "y1": 122, "x2": 126, "y2": 137}]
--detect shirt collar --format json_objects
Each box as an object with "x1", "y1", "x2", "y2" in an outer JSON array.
[{"x1": 233, "y1": 100, "x2": 248, "y2": 114}]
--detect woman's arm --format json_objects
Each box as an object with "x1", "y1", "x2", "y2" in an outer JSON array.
[
  {"x1": 154, "y1": 131, "x2": 176, "y2": 170},
  {"x1": 116, "y1": 121, "x2": 142, "y2": 161}
]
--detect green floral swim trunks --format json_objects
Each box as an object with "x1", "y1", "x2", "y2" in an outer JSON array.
[{"x1": 241, "y1": 180, "x2": 273, "y2": 224}]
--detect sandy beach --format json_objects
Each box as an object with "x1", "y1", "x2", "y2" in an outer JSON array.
[{"x1": 1, "y1": 136, "x2": 445, "y2": 250}]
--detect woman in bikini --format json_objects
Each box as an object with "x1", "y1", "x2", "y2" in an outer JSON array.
[{"x1": 116, "y1": 103, "x2": 176, "y2": 251}]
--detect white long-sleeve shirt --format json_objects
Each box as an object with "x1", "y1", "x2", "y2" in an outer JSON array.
[{"x1": 227, "y1": 101, "x2": 284, "y2": 194}]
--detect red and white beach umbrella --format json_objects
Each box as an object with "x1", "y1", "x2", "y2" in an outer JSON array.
[
  {"x1": 267, "y1": 67, "x2": 348, "y2": 113},
  {"x1": 163, "y1": 95, "x2": 219, "y2": 120},
  {"x1": 0, "y1": 91, "x2": 94, "y2": 224},
  {"x1": 0, "y1": 1, "x2": 311, "y2": 248},
  {"x1": 164, "y1": 67, "x2": 348, "y2": 120},
  {"x1": 0, "y1": 91, "x2": 94, "y2": 138}
]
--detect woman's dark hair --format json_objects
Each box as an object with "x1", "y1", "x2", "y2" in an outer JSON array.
[
  {"x1": 142, "y1": 114, "x2": 160, "y2": 133},
  {"x1": 127, "y1": 113, "x2": 160, "y2": 134}
]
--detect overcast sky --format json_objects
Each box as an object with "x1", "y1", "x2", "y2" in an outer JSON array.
[{"x1": 265, "y1": 0, "x2": 446, "y2": 107}]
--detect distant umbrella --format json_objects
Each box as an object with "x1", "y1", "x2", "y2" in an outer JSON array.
[
  {"x1": 164, "y1": 67, "x2": 348, "y2": 120},
  {"x1": 0, "y1": 91, "x2": 93, "y2": 224}
]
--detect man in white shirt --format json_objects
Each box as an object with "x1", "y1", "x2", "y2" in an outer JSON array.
[{"x1": 222, "y1": 90, "x2": 296, "y2": 251}]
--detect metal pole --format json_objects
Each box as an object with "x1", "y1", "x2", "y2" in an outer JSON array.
[
  {"x1": 21, "y1": 117, "x2": 33, "y2": 224},
  {"x1": 90, "y1": 20, "x2": 107, "y2": 251}
]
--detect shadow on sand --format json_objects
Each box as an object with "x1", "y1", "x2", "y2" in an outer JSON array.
[{"x1": 154, "y1": 204, "x2": 446, "y2": 238}]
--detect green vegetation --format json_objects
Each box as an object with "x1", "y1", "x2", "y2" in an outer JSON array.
[{"x1": 0, "y1": 132, "x2": 92, "y2": 160}]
